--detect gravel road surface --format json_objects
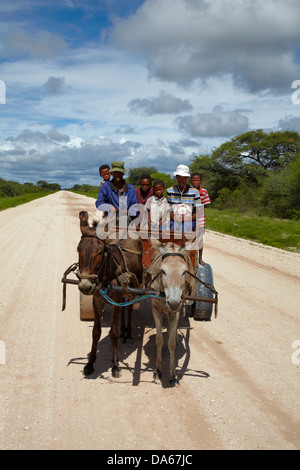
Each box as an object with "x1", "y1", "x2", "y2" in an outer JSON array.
[{"x1": 0, "y1": 191, "x2": 299, "y2": 450}]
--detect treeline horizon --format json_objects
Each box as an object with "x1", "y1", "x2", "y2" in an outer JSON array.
[{"x1": 1, "y1": 129, "x2": 299, "y2": 220}]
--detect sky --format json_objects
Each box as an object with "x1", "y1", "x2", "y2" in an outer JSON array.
[{"x1": 0, "y1": 0, "x2": 300, "y2": 188}]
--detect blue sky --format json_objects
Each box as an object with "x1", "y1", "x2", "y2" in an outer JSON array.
[{"x1": 0, "y1": 0, "x2": 300, "y2": 188}]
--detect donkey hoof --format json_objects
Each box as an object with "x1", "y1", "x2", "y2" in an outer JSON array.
[
  {"x1": 169, "y1": 378, "x2": 180, "y2": 387},
  {"x1": 112, "y1": 367, "x2": 121, "y2": 378},
  {"x1": 153, "y1": 370, "x2": 162, "y2": 381},
  {"x1": 125, "y1": 336, "x2": 134, "y2": 345},
  {"x1": 83, "y1": 364, "x2": 94, "y2": 376}
]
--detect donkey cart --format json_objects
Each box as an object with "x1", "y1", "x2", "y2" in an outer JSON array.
[{"x1": 61, "y1": 227, "x2": 218, "y2": 322}]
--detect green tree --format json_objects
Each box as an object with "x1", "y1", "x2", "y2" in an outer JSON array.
[
  {"x1": 211, "y1": 130, "x2": 299, "y2": 171},
  {"x1": 37, "y1": 180, "x2": 61, "y2": 191},
  {"x1": 150, "y1": 172, "x2": 175, "y2": 190},
  {"x1": 190, "y1": 154, "x2": 239, "y2": 201},
  {"x1": 190, "y1": 130, "x2": 300, "y2": 213},
  {"x1": 260, "y1": 157, "x2": 300, "y2": 218},
  {"x1": 127, "y1": 166, "x2": 157, "y2": 186}
]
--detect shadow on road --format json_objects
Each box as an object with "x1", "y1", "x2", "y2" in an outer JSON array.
[{"x1": 68, "y1": 299, "x2": 210, "y2": 388}]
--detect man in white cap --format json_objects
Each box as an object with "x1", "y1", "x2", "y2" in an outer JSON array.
[{"x1": 167, "y1": 164, "x2": 201, "y2": 232}]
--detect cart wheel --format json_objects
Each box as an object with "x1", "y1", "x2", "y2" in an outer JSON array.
[
  {"x1": 193, "y1": 263, "x2": 214, "y2": 321},
  {"x1": 80, "y1": 293, "x2": 95, "y2": 321}
]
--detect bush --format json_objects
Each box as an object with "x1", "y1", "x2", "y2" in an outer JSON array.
[{"x1": 260, "y1": 158, "x2": 300, "y2": 219}]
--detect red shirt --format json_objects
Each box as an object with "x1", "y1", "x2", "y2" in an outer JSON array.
[
  {"x1": 135, "y1": 187, "x2": 154, "y2": 205},
  {"x1": 199, "y1": 187, "x2": 210, "y2": 205},
  {"x1": 198, "y1": 187, "x2": 210, "y2": 226}
]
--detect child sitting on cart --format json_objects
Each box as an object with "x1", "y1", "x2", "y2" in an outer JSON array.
[{"x1": 144, "y1": 180, "x2": 170, "y2": 230}]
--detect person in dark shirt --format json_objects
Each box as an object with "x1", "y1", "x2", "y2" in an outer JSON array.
[
  {"x1": 95, "y1": 161, "x2": 137, "y2": 215},
  {"x1": 135, "y1": 174, "x2": 153, "y2": 205}
]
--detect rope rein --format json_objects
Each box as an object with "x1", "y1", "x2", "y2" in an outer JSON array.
[{"x1": 62, "y1": 236, "x2": 218, "y2": 315}]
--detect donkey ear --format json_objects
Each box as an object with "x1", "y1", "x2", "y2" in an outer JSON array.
[
  {"x1": 149, "y1": 237, "x2": 166, "y2": 254},
  {"x1": 180, "y1": 236, "x2": 197, "y2": 252},
  {"x1": 79, "y1": 211, "x2": 89, "y2": 225},
  {"x1": 79, "y1": 211, "x2": 90, "y2": 234}
]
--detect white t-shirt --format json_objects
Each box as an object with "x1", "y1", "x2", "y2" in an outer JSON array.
[{"x1": 145, "y1": 195, "x2": 170, "y2": 226}]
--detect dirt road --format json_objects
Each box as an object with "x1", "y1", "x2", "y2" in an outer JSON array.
[{"x1": 0, "y1": 191, "x2": 299, "y2": 450}]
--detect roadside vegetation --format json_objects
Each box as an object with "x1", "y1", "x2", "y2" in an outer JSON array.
[
  {"x1": 205, "y1": 207, "x2": 300, "y2": 252},
  {"x1": 1, "y1": 129, "x2": 299, "y2": 251},
  {"x1": 0, "y1": 179, "x2": 60, "y2": 210},
  {"x1": 0, "y1": 192, "x2": 55, "y2": 210}
]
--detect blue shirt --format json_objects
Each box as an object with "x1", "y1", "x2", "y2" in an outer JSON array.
[{"x1": 95, "y1": 180, "x2": 138, "y2": 212}]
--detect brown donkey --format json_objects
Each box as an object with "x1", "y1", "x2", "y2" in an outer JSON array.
[{"x1": 77, "y1": 211, "x2": 143, "y2": 377}]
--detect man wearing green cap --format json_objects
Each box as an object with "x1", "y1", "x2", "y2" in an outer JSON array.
[{"x1": 95, "y1": 161, "x2": 138, "y2": 214}]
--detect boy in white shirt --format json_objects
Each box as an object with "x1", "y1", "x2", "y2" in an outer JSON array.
[{"x1": 144, "y1": 180, "x2": 170, "y2": 230}]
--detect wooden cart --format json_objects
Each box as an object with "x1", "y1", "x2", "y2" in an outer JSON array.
[{"x1": 62, "y1": 228, "x2": 218, "y2": 321}]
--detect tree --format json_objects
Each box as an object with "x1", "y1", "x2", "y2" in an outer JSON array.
[
  {"x1": 150, "y1": 172, "x2": 175, "y2": 190},
  {"x1": 211, "y1": 130, "x2": 300, "y2": 171},
  {"x1": 37, "y1": 180, "x2": 61, "y2": 191},
  {"x1": 190, "y1": 130, "x2": 300, "y2": 217},
  {"x1": 190, "y1": 154, "x2": 239, "y2": 201},
  {"x1": 126, "y1": 166, "x2": 157, "y2": 186},
  {"x1": 260, "y1": 157, "x2": 300, "y2": 218}
]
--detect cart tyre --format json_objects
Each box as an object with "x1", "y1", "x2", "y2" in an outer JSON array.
[
  {"x1": 193, "y1": 263, "x2": 214, "y2": 321},
  {"x1": 80, "y1": 292, "x2": 95, "y2": 321}
]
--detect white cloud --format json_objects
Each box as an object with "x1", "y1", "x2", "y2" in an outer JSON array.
[
  {"x1": 0, "y1": 0, "x2": 300, "y2": 187},
  {"x1": 128, "y1": 90, "x2": 193, "y2": 115},
  {"x1": 278, "y1": 116, "x2": 300, "y2": 132},
  {"x1": 43, "y1": 77, "x2": 65, "y2": 94},
  {"x1": 176, "y1": 106, "x2": 249, "y2": 137},
  {"x1": 0, "y1": 26, "x2": 67, "y2": 60},
  {"x1": 0, "y1": 126, "x2": 201, "y2": 186},
  {"x1": 110, "y1": 0, "x2": 300, "y2": 93}
]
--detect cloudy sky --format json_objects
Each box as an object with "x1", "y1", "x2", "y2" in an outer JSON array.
[{"x1": 0, "y1": 0, "x2": 300, "y2": 188}]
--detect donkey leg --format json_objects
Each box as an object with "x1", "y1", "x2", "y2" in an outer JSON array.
[
  {"x1": 153, "y1": 309, "x2": 163, "y2": 380},
  {"x1": 120, "y1": 306, "x2": 126, "y2": 342},
  {"x1": 120, "y1": 305, "x2": 133, "y2": 343},
  {"x1": 84, "y1": 295, "x2": 104, "y2": 376},
  {"x1": 168, "y1": 311, "x2": 180, "y2": 386},
  {"x1": 109, "y1": 301, "x2": 121, "y2": 378},
  {"x1": 125, "y1": 305, "x2": 133, "y2": 343}
]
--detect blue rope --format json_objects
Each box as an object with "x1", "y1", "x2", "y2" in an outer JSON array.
[{"x1": 99, "y1": 288, "x2": 162, "y2": 307}]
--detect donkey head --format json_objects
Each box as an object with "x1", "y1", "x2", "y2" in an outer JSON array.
[
  {"x1": 150, "y1": 238, "x2": 194, "y2": 312},
  {"x1": 77, "y1": 211, "x2": 106, "y2": 295}
]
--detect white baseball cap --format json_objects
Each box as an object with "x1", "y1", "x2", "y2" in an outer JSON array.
[{"x1": 174, "y1": 164, "x2": 191, "y2": 177}]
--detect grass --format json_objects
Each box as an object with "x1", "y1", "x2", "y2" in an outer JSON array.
[
  {"x1": 71, "y1": 189, "x2": 99, "y2": 199},
  {"x1": 73, "y1": 191, "x2": 300, "y2": 252},
  {"x1": 205, "y1": 208, "x2": 300, "y2": 253},
  {"x1": 0, "y1": 192, "x2": 54, "y2": 211},
  {"x1": 2, "y1": 191, "x2": 298, "y2": 253}
]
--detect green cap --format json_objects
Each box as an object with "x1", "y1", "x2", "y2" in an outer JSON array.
[{"x1": 110, "y1": 161, "x2": 127, "y2": 174}]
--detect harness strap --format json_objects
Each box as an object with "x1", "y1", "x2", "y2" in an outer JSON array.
[
  {"x1": 185, "y1": 270, "x2": 218, "y2": 317},
  {"x1": 119, "y1": 246, "x2": 143, "y2": 256},
  {"x1": 161, "y1": 252, "x2": 186, "y2": 261},
  {"x1": 80, "y1": 234, "x2": 100, "y2": 240},
  {"x1": 61, "y1": 262, "x2": 79, "y2": 311}
]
